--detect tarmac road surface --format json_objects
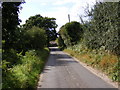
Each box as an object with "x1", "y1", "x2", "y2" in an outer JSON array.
[{"x1": 37, "y1": 47, "x2": 117, "y2": 89}]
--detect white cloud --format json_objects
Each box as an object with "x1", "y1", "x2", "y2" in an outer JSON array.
[
  {"x1": 53, "y1": 0, "x2": 75, "y2": 5},
  {"x1": 40, "y1": 3, "x2": 47, "y2": 6},
  {"x1": 19, "y1": 0, "x2": 96, "y2": 32}
]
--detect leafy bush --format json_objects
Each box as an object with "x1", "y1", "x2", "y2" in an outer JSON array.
[
  {"x1": 2, "y1": 49, "x2": 22, "y2": 67},
  {"x1": 24, "y1": 26, "x2": 47, "y2": 50},
  {"x1": 2, "y1": 48, "x2": 49, "y2": 88},
  {"x1": 57, "y1": 36, "x2": 66, "y2": 50},
  {"x1": 59, "y1": 21, "x2": 83, "y2": 47}
]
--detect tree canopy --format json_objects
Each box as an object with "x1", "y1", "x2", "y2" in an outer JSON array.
[
  {"x1": 22, "y1": 14, "x2": 58, "y2": 45},
  {"x1": 24, "y1": 26, "x2": 47, "y2": 50},
  {"x1": 58, "y1": 21, "x2": 83, "y2": 47},
  {"x1": 2, "y1": 2, "x2": 23, "y2": 49}
]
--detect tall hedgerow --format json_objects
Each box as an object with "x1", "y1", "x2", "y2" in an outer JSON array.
[{"x1": 83, "y1": 2, "x2": 119, "y2": 55}]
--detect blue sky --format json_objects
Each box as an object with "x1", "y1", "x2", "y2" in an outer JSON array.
[{"x1": 19, "y1": 0, "x2": 96, "y2": 31}]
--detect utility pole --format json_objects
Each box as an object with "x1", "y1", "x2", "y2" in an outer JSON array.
[{"x1": 68, "y1": 14, "x2": 70, "y2": 23}]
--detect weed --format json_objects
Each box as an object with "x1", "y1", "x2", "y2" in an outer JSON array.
[
  {"x1": 64, "y1": 44, "x2": 119, "y2": 82},
  {"x1": 2, "y1": 48, "x2": 49, "y2": 88}
]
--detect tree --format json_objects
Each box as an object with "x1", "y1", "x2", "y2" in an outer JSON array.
[
  {"x1": 22, "y1": 14, "x2": 58, "y2": 46},
  {"x1": 24, "y1": 26, "x2": 47, "y2": 50},
  {"x1": 2, "y1": 2, "x2": 23, "y2": 50},
  {"x1": 59, "y1": 21, "x2": 83, "y2": 47}
]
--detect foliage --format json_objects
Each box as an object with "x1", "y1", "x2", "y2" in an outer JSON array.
[
  {"x1": 58, "y1": 21, "x2": 83, "y2": 47},
  {"x1": 24, "y1": 26, "x2": 47, "y2": 50},
  {"x1": 2, "y1": 2, "x2": 27, "y2": 66},
  {"x1": 57, "y1": 35, "x2": 66, "y2": 50},
  {"x1": 2, "y1": 48, "x2": 49, "y2": 88},
  {"x1": 64, "y1": 44, "x2": 119, "y2": 82},
  {"x1": 2, "y1": 2, "x2": 23, "y2": 50},
  {"x1": 83, "y1": 2, "x2": 120, "y2": 55},
  {"x1": 2, "y1": 49, "x2": 22, "y2": 67},
  {"x1": 22, "y1": 14, "x2": 58, "y2": 45}
]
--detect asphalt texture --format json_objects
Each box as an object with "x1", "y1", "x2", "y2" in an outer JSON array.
[{"x1": 37, "y1": 47, "x2": 116, "y2": 88}]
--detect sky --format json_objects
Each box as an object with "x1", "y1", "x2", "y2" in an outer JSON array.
[{"x1": 19, "y1": 0, "x2": 97, "y2": 31}]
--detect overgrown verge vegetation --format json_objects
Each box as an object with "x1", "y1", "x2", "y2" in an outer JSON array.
[
  {"x1": 64, "y1": 44, "x2": 119, "y2": 82},
  {"x1": 3, "y1": 48, "x2": 49, "y2": 88},
  {"x1": 57, "y1": 2, "x2": 119, "y2": 82}
]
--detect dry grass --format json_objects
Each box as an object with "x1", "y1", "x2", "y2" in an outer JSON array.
[
  {"x1": 64, "y1": 48, "x2": 119, "y2": 82},
  {"x1": 100, "y1": 54, "x2": 117, "y2": 68}
]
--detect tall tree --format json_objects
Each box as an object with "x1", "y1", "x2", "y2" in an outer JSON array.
[
  {"x1": 2, "y1": 2, "x2": 23, "y2": 50},
  {"x1": 22, "y1": 14, "x2": 58, "y2": 45}
]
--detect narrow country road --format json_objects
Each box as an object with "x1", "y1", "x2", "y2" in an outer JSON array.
[{"x1": 37, "y1": 47, "x2": 116, "y2": 88}]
